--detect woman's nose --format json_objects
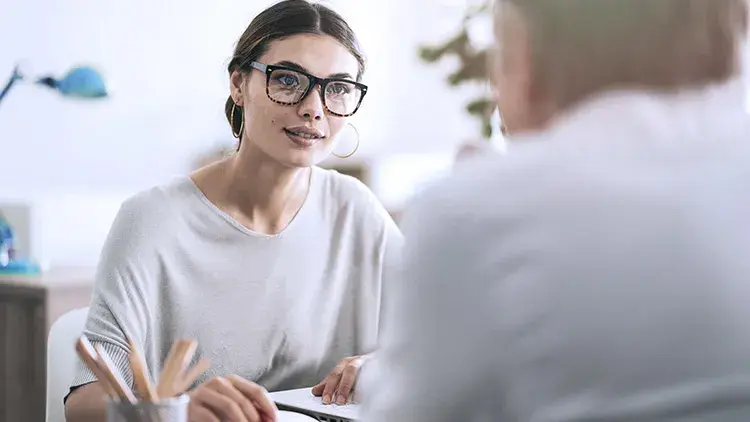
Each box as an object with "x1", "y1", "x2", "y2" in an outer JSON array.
[{"x1": 298, "y1": 86, "x2": 325, "y2": 120}]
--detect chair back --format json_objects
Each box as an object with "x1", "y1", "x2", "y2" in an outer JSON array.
[{"x1": 46, "y1": 307, "x2": 89, "y2": 422}]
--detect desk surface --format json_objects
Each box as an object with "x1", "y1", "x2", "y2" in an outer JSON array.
[
  {"x1": 0, "y1": 267, "x2": 95, "y2": 328},
  {"x1": 0, "y1": 267, "x2": 95, "y2": 288}
]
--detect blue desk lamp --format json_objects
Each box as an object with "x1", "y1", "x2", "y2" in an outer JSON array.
[
  {"x1": 0, "y1": 63, "x2": 108, "y2": 106},
  {"x1": 0, "y1": 63, "x2": 108, "y2": 274}
]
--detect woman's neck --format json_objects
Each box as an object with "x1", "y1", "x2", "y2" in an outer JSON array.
[{"x1": 193, "y1": 147, "x2": 311, "y2": 235}]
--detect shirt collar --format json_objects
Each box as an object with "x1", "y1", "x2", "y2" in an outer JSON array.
[{"x1": 510, "y1": 77, "x2": 747, "y2": 142}]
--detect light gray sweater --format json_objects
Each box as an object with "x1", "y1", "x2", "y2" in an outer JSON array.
[{"x1": 69, "y1": 166, "x2": 403, "y2": 397}]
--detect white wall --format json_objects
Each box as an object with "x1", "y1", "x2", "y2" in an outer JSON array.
[
  {"x1": 4, "y1": 1, "x2": 747, "y2": 268},
  {"x1": 0, "y1": 0, "x2": 487, "y2": 197},
  {"x1": 0, "y1": 0, "x2": 489, "y2": 267}
]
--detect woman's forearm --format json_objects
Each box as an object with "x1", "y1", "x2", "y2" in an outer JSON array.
[{"x1": 64, "y1": 382, "x2": 108, "y2": 422}]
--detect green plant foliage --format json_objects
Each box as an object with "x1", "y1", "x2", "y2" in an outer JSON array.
[{"x1": 417, "y1": 1, "x2": 495, "y2": 139}]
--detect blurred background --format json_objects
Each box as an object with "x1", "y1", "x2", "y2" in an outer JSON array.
[
  {"x1": 2, "y1": 2, "x2": 750, "y2": 421},
  {"x1": 0, "y1": 4, "x2": 504, "y2": 419},
  {"x1": 1, "y1": 0, "x2": 504, "y2": 270}
]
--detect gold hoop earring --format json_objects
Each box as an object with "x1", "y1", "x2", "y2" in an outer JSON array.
[
  {"x1": 230, "y1": 102, "x2": 244, "y2": 139},
  {"x1": 332, "y1": 123, "x2": 360, "y2": 159}
]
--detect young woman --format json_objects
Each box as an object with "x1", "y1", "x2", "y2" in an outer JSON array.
[
  {"x1": 361, "y1": 1, "x2": 750, "y2": 421},
  {"x1": 64, "y1": 1, "x2": 402, "y2": 421}
]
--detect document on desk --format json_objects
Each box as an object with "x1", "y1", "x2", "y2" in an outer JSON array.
[{"x1": 270, "y1": 387, "x2": 361, "y2": 421}]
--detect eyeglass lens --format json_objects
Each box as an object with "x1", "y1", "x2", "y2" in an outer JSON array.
[{"x1": 267, "y1": 68, "x2": 363, "y2": 115}]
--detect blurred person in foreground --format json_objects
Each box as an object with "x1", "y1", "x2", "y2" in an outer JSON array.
[{"x1": 360, "y1": 1, "x2": 750, "y2": 421}]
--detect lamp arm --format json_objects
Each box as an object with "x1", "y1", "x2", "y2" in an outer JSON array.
[{"x1": 0, "y1": 65, "x2": 24, "y2": 107}]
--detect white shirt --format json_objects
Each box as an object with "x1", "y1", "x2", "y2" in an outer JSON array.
[{"x1": 360, "y1": 79, "x2": 750, "y2": 422}]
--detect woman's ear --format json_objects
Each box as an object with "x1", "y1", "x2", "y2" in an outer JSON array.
[{"x1": 229, "y1": 70, "x2": 245, "y2": 107}]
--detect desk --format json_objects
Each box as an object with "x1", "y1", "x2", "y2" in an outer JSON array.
[
  {"x1": 0, "y1": 268, "x2": 95, "y2": 422},
  {"x1": 1, "y1": 268, "x2": 95, "y2": 328}
]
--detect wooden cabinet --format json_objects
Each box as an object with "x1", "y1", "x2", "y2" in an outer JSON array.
[
  {"x1": 0, "y1": 280, "x2": 47, "y2": 422},
  {"x1": 0, "y1": 268, "x2": 94, "y2": 422}
]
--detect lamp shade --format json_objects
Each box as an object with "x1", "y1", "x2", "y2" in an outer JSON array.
[
  {"x1": 1, "y1": 64, "x2": 109, "y2": 107},
  {"x1": 36, "y1": 65, "x2": 108, "y2": 98}
]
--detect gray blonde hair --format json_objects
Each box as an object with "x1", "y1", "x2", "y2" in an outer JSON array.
[{"x1": 496, "y1": 0, "x2": 748, "y2": 108}]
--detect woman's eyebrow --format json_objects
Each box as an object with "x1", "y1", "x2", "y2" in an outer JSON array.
[{"x1": 273, "y1": 60, "x2": 354, "y2": 80}]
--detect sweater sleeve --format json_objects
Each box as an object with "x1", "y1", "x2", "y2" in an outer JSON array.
[{"x1": 66, "y1": 194, "x2": 164, "y2": 400}]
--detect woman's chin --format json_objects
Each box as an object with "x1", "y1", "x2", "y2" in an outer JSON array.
[{"x1": 277, "y1": 148, "x2": 327, "y2": 168}]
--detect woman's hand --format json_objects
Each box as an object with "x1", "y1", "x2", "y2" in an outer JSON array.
[
  {"x1": 188, "y1": 375, "x2": 278, "y2": 422},
  {"x1": 311, "y1": 355, "x2": 371, "y2": 405}
]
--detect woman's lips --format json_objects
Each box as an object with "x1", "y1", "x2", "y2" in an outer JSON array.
[{"x1": 284, "y1": 127, "x2": 324, "y2": 148}]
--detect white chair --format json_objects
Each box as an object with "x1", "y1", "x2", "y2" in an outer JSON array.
[{"x1": 46, "y1": 307, "x2": 89, "y2": 422}]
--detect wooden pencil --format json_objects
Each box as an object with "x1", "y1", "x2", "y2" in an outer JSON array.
[
  {"x1": 173, "y1": 358, "x2": 211, "y2": 396},
  {"x1": 156, "y1": 340, "x2": 188, "y2": 397},
  {"x1": 93, "y1": 344, "x2": 137, "y2": 404},
  {"x1": 127, "y1": 338, "x2": 159, "y2": 401},
  {"x1": 74, "y1": 337, "x2": 117, "y2": 398}
]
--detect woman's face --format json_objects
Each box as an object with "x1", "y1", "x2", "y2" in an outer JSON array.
[{"x1": 230, "y1": 34, "x2": 361, "y2": 168}]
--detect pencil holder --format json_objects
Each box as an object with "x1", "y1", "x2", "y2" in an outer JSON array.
[{"x1": 106, "y1": 394, "x2": 189, "y2": 422}]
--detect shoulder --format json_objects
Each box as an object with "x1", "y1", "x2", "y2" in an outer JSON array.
[
  {"x1": 405, "y1": 108, "x2": 750, "y2": 241},
  {"x1": 314, "y1": 166, "x2": 393, "y2": 222},
  {"x1": 315, "y1": 166, "x2": 377, "y2": 203},
  {"x1": 116, "y1": 180, "x2": 177, "y2": 225},
  {"x1": 406, "y1": 144, "x2": 541, "y2": 215},
  {"x1": 107, "y1": 177, "x2": 194, "y2": 245},
  {"x1": 401, "y1": 141, "x2": 564, "y2": 245},
  {"x1": 313, "y1": 166, "x2": 402, "y2": 249}
]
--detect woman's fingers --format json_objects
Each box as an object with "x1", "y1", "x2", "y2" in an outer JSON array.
[
  {"x1": 229, "y1": 375, "x2": 278, "y2": 422},
  {"x1": 334, "y1": 360, "x2": 362, "y2": 405},
  {"x1": 311, "y1": 380, "x2": 325, "y2": 397},
  {"x1": 211, "y1": 377, "x2": 262, "y2": 422},
  {"x1": 312, "y1": 356, "x2": 369, "y2": 405},
  {"x1": 191, "y1": 385, "x2": 247, "y2": 422},
  {"x1": 320, "y1": 364, "x2": 344, "y2": 404},
  {"x1": 188, "y1": 405, "x2": 220, "y2": 422}
]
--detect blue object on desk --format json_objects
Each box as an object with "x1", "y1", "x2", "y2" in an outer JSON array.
[
  {"x1": 0, "y1": 213, "x2": 15, "y2": 267},
  {"x1": 0, "y1": 213, "x2": 40, "y2": 275},
  {"x1": 0, "y1": 259, "x2": 41, "y2": 275}
]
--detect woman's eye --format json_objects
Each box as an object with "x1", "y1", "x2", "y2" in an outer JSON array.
[
  {"x1": 276, "y1": 74, "x2": 299, "y2": 87},
  {"x1": 328, "y1": 83, "x2": 350, "y2": 95}
]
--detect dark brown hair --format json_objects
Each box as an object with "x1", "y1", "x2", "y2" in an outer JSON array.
[
  {"x1": 225, "y1": 0, "x2": 366, "y2": 144},
  {"x1": 497, "y1": 0, "x2": 748, "y2": 109}
]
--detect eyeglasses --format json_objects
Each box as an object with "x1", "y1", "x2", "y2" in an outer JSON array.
[{"x1": 247, "y1": 61, "x2": 368, "y2": 117}]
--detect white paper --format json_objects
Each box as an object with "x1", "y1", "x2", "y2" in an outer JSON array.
[{"x1": 270, "y1": 387, "x2": 361, "y2": 420}]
